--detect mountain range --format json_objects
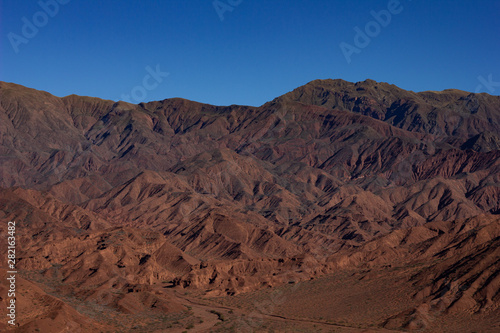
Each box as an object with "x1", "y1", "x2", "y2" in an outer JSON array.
[{"x1": 0, "y1": 79, "x2": 499, "y2": 332}]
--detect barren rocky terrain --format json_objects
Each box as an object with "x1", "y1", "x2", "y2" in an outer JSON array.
[{"x1": 0, "y1": 79, "x2": 499, "y2": 332}]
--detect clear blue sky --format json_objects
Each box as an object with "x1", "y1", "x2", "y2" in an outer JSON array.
[{"x1": 1, "y1": 0, "x2": 499, "y2": 106}]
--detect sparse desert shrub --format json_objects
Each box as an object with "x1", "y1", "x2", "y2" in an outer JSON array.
[{"x1": 210, "y1": 310, "x2": 226, "y2": 321}]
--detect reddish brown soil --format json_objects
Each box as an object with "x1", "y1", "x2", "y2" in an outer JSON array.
[{"x1": 0, "y1": 79, "x2": 499, "y2": 332}]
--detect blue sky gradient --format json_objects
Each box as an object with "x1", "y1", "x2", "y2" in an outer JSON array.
[{"x1": 1, "y1": 0, "x2": 499, "y2": 106}]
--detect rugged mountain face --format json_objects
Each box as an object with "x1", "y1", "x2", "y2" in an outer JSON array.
[
  {"x1": 276, "y1": 79, "x2": 500, "y2": 149},
  {"x1": 0, "y1": 79, "x2": 498, "y2": 332}
]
